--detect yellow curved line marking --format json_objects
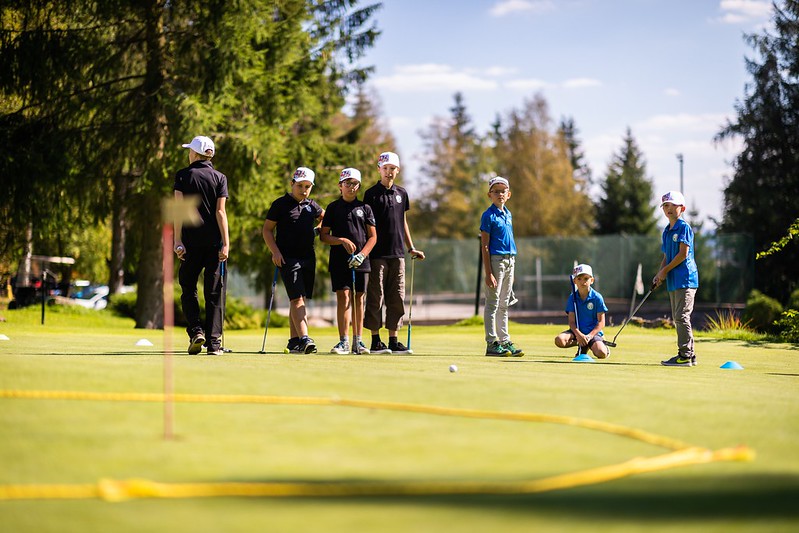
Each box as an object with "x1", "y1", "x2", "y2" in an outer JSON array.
[{"x1": 0, "y1": 389, "x2": 755, "y2": 501}]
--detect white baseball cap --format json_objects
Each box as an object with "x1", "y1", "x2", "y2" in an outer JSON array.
[
  {"x1": 182, "y1": 136, "x2": 215, "y2": 157},
  {"x1": 488, "y1": 176, "x2": 510, "y2": 190},
  {"x1": 660, "y1": 190, "x2": 686, "y2": 206},
  {"x1": 377, "y1": 151, "x2": 400, "y2": 168},
  {"x1": 339, "y1": 168, "x2": 362, "y2": 183},
  {"x1": 573, "y1": 264, "x2": 594, "y2": 278},
  {"x1": 293, "y1": 167, "x2": 315, "y2": 183}
]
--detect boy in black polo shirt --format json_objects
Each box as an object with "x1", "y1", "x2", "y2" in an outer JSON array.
[
  {"x1": 320, "y1": 168, "x2": 377, "y2": 354},
  {"x1": 263, "y1": 167, "x2": 324, "y2": 354},
  {"x1": 363, "y1": 151, "x2": 425, "y2": 354},
  {"x1": 173, "y1": 135, "x2": 230, "y2": 355}
]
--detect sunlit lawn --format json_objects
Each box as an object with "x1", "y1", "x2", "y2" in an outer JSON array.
[{"x1": 0, "y1": 305, "x2": 797, "y2": 532}]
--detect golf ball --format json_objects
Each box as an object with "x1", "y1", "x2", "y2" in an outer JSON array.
[
  {"x1": 283, "y1": 348, "x2": 290, "y2": 354},
  {"x1": 449, "y1": 364, "x2": 458, "y2": 373}
]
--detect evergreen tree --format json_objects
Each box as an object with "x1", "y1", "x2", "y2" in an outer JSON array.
[
  {"x1": 414, "y1": 92, "x2": 490, "y2": 238},
  {"x1": 0, "y1": 0, "x2": 381, "y2": 326},
  {"x1": 716, "y1": 0, "x2": 799, "y2": 302},
  {"x1": 492, "y1": 94, "x2": 593, "y2": 236},
  {"x1": 559, "y1": 116, "x2": 593, "y2": 193},
  {"x1": 595, "y1": 128, "x2": 658, "y2": 236}
]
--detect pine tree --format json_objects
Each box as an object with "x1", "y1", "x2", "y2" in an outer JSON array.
[
  {"x1": 0, "y1": 0, "x2": 381, "y2": 326},
  {"x1": 414, "y1": 93, "x2": 490, "y2": 238},
  {"x1": 716, "y1": 0, "x2": 799, "y2": 302},
  {"x1": 595, "y1": 128, "x2": 658, "y2": 236}
]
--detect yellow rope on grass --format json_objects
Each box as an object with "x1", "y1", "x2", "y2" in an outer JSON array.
[
  {"x1": 0, "y1": 447, "x2": 753, "y2": 502},
  {"x1": 0, "y1": 389, "x2": 756, "y2": 501},
  {"x1": 0, "y1": 389, "x2": 691, "y2": 450}
]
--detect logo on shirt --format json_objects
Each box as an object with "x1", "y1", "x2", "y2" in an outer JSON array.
[
  {"x1": 304, "y1": 205, "x2": 312, "y2": 212},
  {"x1": 587, "y1": 302, "x2": 594, "y2": 311},
  {"x1": 395, "y1": 194, "x2": 402, "y2": 203},
  {"x1": 355, "y1": 208, "x2": 364, "y2": 218},
  {"x1": 672, "y1": 234, "x2": 679, "y2": 242}
]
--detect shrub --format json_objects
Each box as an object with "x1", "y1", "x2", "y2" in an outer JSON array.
[
  {"x1": 453, "y1": 315, "x2": 484, "y2": 327},
  {"x1": 704, "y1": 308, "x2": 751, "y2": 333},
  {"x1": 775, "y1": 309, "x2": 799, "y2": 343},
  {"x1": 787, "y1": 288, "x2": 799, "y2": 311},
  {"x1": 108, "y1": 289, "x2": 288, "y2": 330},
  {"x1": 741, "y1": 290, "x2": 783, "y2": 333}
]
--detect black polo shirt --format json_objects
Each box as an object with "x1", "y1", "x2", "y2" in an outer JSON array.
[
  {"x1": 322, "y1": 198, "x2": 376, "y2": 273},
  {"x1": 363, "y1": 181, "x2": 409, "y2": 259},
  {"x1": 173, "y1": 160, "x2": 229, "y2": 247},
  {"x1": 265, "y1": 193, "x2": 323, "y2": 260}
]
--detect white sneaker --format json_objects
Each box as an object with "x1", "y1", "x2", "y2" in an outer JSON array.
[
  {"x1": 330, "y1": 341, "x2": 350, "y2": 355},
  {"x1": 352, "y1": 340, "x2": 370, "y2": 354}
]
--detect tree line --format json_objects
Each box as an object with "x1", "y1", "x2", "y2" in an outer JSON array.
[{"x1": 2, "y1": 0, "x2": 797, "y2": 322}]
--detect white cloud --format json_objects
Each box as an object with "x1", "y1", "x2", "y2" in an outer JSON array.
[
  {"x1": 489, "y1": 0, "x2": 555, "y2": 17},
  {"x1": 714, "y1": 0, "x2": 772, "y2": 24},
  {"x1": 636, "y1": 112, "x2": 730, "y2": 134},
  {"x1": 664, "y1": 88, "x2": 681, "y2": 97},
  {"x1": 373, "y1": 64, "x2": 499, "y2": 92},
  {"x1": 562, "y1": 77, "x2": 602, "y2": 89},
  {"x1": 504, "y1": 78, "x2": 549, "y2": 91}
]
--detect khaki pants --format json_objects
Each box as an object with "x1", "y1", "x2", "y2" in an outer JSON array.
[
  {"x1": 669, "y1": 288, "x2": 696, "y2": 357},
  {"x1": 484, "y1": 255, "x2": 514, "y2": 344},
  {"x1": 364, "y1": 258, "x2": 405, "y2": 332}
]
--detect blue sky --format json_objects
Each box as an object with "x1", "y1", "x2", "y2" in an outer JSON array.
[{"x1": 356, "y1": 0, "x2": 774, "y2": 225}]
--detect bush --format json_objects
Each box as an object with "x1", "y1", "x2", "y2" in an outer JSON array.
[
  {"x1": 741, "y1": 290, "x2": 783, "y2": 333},
  {"x1": 775, "y1": 309, "x2": 799, "y2": 343},
  {"x1": 108, "y1": 289, "x2": 288, "y2": 330},
  {"x1": 787, "y1": 288, "x2": 799, "y2": 311}
]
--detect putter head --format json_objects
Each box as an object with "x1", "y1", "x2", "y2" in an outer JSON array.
[{"x1": 604, "y1": 341, "x2": 617, "y2": 348}]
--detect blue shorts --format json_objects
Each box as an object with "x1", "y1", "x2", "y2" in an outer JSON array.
[{"x1": 280, "y1": 258, "x2": 316, "y2": 301}]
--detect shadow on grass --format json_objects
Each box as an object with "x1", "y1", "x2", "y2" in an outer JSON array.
[{"x1": 235, "y1": 474, "x2": 799, "y2": 521}]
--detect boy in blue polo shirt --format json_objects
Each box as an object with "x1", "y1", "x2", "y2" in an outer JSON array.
[
  {"x1": 480, "y1": 176, "x2": 523, "y2": 357},
  {"x1": 654, "y1": 190, "x2": 699, "y2": 367},
  {"x1": 554, "y1": 264, "x2": 610, "y2": 359}
]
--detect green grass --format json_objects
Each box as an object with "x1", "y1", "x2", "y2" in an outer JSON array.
[{"x1": 1, "y1": 306, "x2": 798, "y2": 532}]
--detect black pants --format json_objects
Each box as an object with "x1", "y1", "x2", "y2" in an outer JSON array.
[{"x1": 178, "y1": 245, "x2": 224, "y2": 348}]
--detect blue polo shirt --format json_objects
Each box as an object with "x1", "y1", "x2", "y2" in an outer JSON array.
[
  {"x1": 480, "y1": 204, "x2": 517, "y2": 256},
  {"x1": 661, "y1": 218, "x2": 699, "y2": 291},
  {"x1": 565, "y1": 288, "x2": 608, "y2": 336}
]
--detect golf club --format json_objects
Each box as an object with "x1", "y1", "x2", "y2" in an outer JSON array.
[
  {"x1": 258, "y1": 267, "x2": 279, "y2": 354},
  {"x1": 351, "y1": 260, "x2": 360, "y2": 354},
  {"x1": 604, "y1": 281, "x2": 658, "y2": 348},
  {"x1": 406, "y1": 256, "x2": 416, "y2": 351},
  {"x1": 220, "y1": 260, "x2": 232, "y2": 353},
  {"x1": 570, "y1": 274, "x2": 589, "y2": 357}
]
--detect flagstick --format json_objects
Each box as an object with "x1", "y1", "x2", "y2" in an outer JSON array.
[{"x1": 162, "y1": 222, "x2": 175, "y2": 441}]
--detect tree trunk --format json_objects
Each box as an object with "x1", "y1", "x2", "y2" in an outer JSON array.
[
  {"x1": 108, "y1": 173, "x2": 130, "y2": 295},
  {"x1": 134, "y1": 0, "x2": 168, "y2": 329}
]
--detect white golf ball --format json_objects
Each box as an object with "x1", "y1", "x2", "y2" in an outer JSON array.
[{"x1": 449, "y1": 364, "x2": 458, "y2": 373}]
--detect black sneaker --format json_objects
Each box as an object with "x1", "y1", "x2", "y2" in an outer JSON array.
[
  {"x1": 371, "y1": 340, "x2": 392, "y2": 354},
  {"x1": 485, "y1": 341, "x2": 511, "y2": 357},
  {"x1": 389, "y1": 341, "x2": 412, "y2": 355},
  {"x1": 661, "y1": 355, "x2": 692, "y2": 367},
  {"x1": 207, "y1": 346, "x2": 225, "y2": 356},
  {"x1": 188, "y1": 332, "x2": 205, "y2": 355},
  {"x1": 503, "y1": 342, "x2": 524, "y2": 357},
  {"x1": 298, "y1": 336, "x2": 317, "y2": 354}
]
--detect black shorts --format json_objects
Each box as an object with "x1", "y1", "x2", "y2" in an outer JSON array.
[
  {"x1": 280, "y1": 258, "x2": 316, "y2": 301},
  {"x1": 330, "y1": 268, "x2": 369, "y2": 293}
]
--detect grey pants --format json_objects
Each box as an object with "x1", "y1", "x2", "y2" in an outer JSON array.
[
  {"x1": 484, "y1": 255, "x2": 514, "y2": 344},
  {"x1": 669, "y1": 288, "x2": 696, "y2": 357},
  {"x1": 364, "y1": 257, "x2": 405, "y2": 332}
]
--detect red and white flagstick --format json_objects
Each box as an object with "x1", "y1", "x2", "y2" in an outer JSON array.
[{"x1": 162, "y1": 221, "x2": 175, "y2": 441}]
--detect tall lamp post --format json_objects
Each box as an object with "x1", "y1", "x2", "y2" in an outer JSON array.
[{"x1": 676, "y1": 153, "x2": 684, "y2": 193}]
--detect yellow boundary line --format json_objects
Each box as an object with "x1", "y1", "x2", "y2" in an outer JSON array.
[{"x1": 0, "y1": 389, "x2": 755, "y2": 502}]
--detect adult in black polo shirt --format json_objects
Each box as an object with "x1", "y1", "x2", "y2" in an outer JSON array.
[
  {"x1": 362, "y1": 152, "x2": 425, "y2": 354},
  {"x1": 173, "y1": 135, "x2": 230, "y2": 356},
  {"x1": 263, "y1": 167, "x2": 324, "y2": 354}
]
